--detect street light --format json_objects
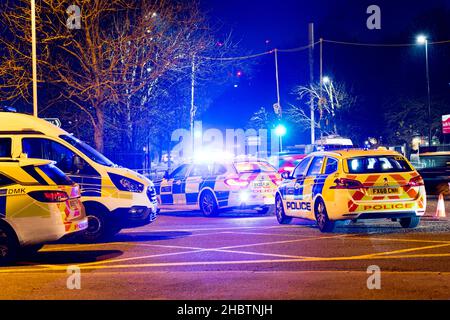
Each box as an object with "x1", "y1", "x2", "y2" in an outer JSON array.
[
  {"x1": 416, "y1": 34, "x2": 432, "y2": 146},
  {"x1": 322, "y1": 76, "x2": 330, "y2": 85},
  {"x1": 31, "y1": 0, "x2": 38, "y2": 117},
  {"x1": 275, "y1": 124, "x2": 287, "y2": 152}
]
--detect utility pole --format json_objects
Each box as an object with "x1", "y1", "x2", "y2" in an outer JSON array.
[
  {"x1": 190, "y1": 54, "x2": 196, "y2": 154},
  {"x1": 31, "y1": 0, "x2": 38, "y2": 117},
  {"x1": 308, "y1": 23, "x2": 315, "y2": 144}
]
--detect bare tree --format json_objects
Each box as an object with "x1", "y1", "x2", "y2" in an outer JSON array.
[
  {"x1": 0, "y1": 0, "x2": 239, "y2": 153},
  {"x1": 287, "y1": 81, "x2": 357, "y2": 137}
]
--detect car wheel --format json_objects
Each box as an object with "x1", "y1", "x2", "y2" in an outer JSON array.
[
  {"x1": 80, "y1": 212, "x2": 109, "y2": 242},
  {"x1": 275, "y1": 195, "x2": 292, "y2": 224},
  {"x1": 0, "y1": 226, "x2": 18, "y2": 265},
  {"x1": 399, "y1": 216, "x2": 420, "y2": 228},
  {"x1": 200, "y1": 191, "x2": 219, "y2": 217},
  {"x1": 314, "y1": 198, "x2": 335, "y2": 233}
]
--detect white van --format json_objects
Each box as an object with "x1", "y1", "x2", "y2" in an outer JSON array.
[{"x1": 0, "y1": 112, "x2": 158, "y2": 241}]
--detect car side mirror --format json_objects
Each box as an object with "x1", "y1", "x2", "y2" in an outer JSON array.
[
  {"x1": 163, "y1": 170, "x2": 170, "y2": 180},
  {"x1": 281, "y1": 171, "x2": 292, "y2": 180}
]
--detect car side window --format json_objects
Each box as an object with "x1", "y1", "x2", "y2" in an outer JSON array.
[
  {"x1": 213, "y1": 164, "x2": 227, "y2": 176},
  {"x1": 0, "y1": 173, "x2": 14, "y2": 187},
  {"x1": 307, "y1": 157, "x2": 324, "y2": 176},
  {"x1": 22, "y1": 138, "x2": 96, "y2": 176},
  {"x1": 0, "y1": 138, "x2": 12, "y2": 157},
  {"x1": 292, "y1": 158, "x2": 310, "y2": 179},
  {"x1": 324, "y1": 157, "x2": 338, "y2": 174},
  {"x1": 189, "y1": 164, "x2": 211, "y2": 177},
  {"x1": 170, "y1": 164, "x2": 189, "y2": 179}
]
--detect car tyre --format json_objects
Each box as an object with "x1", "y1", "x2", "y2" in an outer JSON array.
[
  {"x1": 399, "y1": 216, "x2": 420, "y2": 229},
  {"x1": 0, "y1": 225, "x2": 18, "y2": 265},
  {"x1": 314, "y1": 198, "x2": 335, "y2": 233},
  {"x1": 275, "y1": 195, "x2": 292, "y2": 224},
  {"x1": 80, "y1": 212, "x2": 110, "y2": 242},
  {"x1": 200, "y1": 191, "x2": 219, "y2": 217}
]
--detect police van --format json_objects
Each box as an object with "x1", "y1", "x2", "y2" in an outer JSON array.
[
  {"x1": 0, "y1": 158, "x2": 87, "y2": 264},
  {"x1": 276, "y1": 149, "x2": 426, "y2": 232},
  {"x1": 0, "y1": 113, "x2": 158, "y2": 241}
]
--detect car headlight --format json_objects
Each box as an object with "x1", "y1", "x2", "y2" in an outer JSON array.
[{"x1": 108, "y1": 173, "x2": 145, "y2": 193}]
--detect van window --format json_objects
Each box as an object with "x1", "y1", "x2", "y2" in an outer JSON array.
[
  {"x1": 22, "y1": 138, "x2": 97, "y2": 176},
  {"x1": 0, "y1": 138, "x2": 12, "y2": 157},
  {"x1": 60, "y1": 135, "x2": 115, "y2": 167}
]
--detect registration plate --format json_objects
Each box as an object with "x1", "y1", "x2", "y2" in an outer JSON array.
[{"x1": 369, "y1": 187, "x2": 399, "y2": 195}]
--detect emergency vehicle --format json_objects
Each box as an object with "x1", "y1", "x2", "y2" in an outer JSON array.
[
  {"x1": 275, "y1": 149, "x2": 426, "y2": 232},
  {"x1": 0, "y1": 113, "x2": 158, "y2": 242},
  {"x1": 154, "y1": 160, "x2": 281, "y2": 216},
  {"x1": 0, "y1": 158, "x2": 87, "y2": 264}
]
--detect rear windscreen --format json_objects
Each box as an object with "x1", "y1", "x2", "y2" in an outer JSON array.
[
  {"x1": 38, "y1": 164, "x2": 73, "y2": 186},
  {"x1": 235, "y1": 161, "x2": 277, "y2": 173},
  {"x1": 347, "y1": 156, "x2": 412, "y2": 174}
]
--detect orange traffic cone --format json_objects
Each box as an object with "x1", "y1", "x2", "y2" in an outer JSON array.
[{"x1": 434, "y1": 193, "x2": 446, "y2": 219}]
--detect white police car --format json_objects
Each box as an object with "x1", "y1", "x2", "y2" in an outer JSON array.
[{"x1": 154, "y1": 160, "x2": 281, "y2": 216}]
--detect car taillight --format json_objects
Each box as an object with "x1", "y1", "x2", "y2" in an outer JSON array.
[
  {"x1": 330, "y1": 178, "x2": 364, "y2": 189},
  {"x1": 28, "y1": 191, "x2": 69, "y2": 203},
  {"x1": 408, "y1": 175, "x2": 424, "y2": 187},
  {"x1": 224, "y1": 178, "x2": 249, "y2": 188}
]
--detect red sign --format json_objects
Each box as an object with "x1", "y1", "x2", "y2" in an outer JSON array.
[{"x1": 443, "y1": 115, "x2": 450, "y2": 135}]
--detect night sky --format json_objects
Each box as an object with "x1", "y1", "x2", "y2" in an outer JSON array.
[{"x1": 200, "y1": 0, "x2": 450, "y2": 145}]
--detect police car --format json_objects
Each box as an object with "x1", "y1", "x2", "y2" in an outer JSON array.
[
  {"x1": 0, "y1": 158, "x2": 87, "y2": 264},
  {"x1": 155, "y1": 160, "x2": 281, "y2": 216},
  {"x1": 275, "y1": 149, "x2": 426, "y2": 232}
]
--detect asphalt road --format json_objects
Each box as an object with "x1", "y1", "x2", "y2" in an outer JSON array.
[{"x1": 1, "y1": 199, "x2": 449, "y2": 300}]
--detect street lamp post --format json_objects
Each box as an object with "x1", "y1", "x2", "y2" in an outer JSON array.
[
  {"x1": 275, "y1": 124, "x2": 286, "y2": 153},
  {"x1": 416, "y1": 35, "x2": 432, "y2": 146},
  {"x1": 31, "y1": 0, "x2": 38, "y2": 117}
]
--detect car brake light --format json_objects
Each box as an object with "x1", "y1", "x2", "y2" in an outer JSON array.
[
  {"x1": 28, "y1": 191, "x2": 69, "y2": 203},
  {"x1": 408, "y1": 175, "x2": 424, "y2": 187},
  {"x1": 330, "y1": 178, "x2": 364, "y2": 189},
  {"x1": 224, "y1": 178, "x2": 249, "y2": 188}
]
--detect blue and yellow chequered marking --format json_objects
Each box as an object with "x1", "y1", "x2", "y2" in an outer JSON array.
[{"x1": 156, "y1": 176, "x2": 230, "y2": 207}]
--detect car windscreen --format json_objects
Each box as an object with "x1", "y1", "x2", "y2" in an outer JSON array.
[
  {"x1": 38, "y1": 163, "x2": 74, "y2": 186},
  {"x1": 347, "y1": 156, "x2": 413, "y2": 174},
  {"x1": 60, "y1": 135, "x2": 115, "y2": 167},
  {"x1": 234, "y1": 161, "x2": 277, "y2": 173}
]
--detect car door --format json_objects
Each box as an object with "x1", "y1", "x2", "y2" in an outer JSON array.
[
  {"x1": 160, "y1": 164, "x2": 190, "y2": 206},
  {"x1": 185, "y1": 164, "x2": 212, "y2": 205},
  {"x1": 302, "y1": 156, "x2": 325, "y2": 218},
  {"x1": 283, "y1": 157, "x2": 311, "y2": 217}
]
